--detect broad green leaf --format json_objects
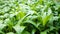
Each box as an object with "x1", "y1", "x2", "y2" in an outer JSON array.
[
  {"x1": 21, "y1": 31, "x2": 30, "y2": 34},
  {"x1": 17, "y1": 12, "x2": 31, "y2": 25},
  {"x1": 0, "y1": 23, "x2": 6, "y2": 30},
  {"x1": 42, "y1": 14, "x2": 52, "y2": 26},
  {"x1": 16, "y1": 11, "x2": 25, "y2": 20},
  {"x1": 50, "y1": 26, "x2": 55, "y2": 31},
  {"x1": 31, "y1": 29, "x2": 36, "y2": 34},
  {"x1": 4, "y1": 18, "x2": 13, "y2": 26},
  {"x1": 39, "y1": 0, "x2": 43, "y2": 4},
  {"x1": 0, "y1": 31, "x2": 5, "y2": 34},
  {"x1": 24, "y1": 20, "x2": 36, "y2": 27},
  {"x1": 24, "y1": 20, "x2": 40, "y2": 30},
  {"x1": 6, "y1": 32, "x2": 14, "y2": 34},
  {"x1": 40, "y1": 31, "x2": 47, "y2": 34},
  {"x1": 40, "y1": 30, "x2": 48, "y2": 34},
  {"x1": 13, "y1": 25, "x2": 25, "y2": 34}
]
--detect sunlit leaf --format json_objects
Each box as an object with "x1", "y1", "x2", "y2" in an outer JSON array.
[
  {"x1": 6, "y1": 32, "x2": 14, "y2": 34},
  {"x1": 13, "y1": 25, "x2": 25, "y2": 34},
  {"x1": 42, "y1": 14, "x2": 52, "y2": 26},
  {"x1": 22, "y1": 31, "x2": 30, "y2": 34},
  {"x1": 40, "y1": 31, "x2": 47, "y2": 34}
]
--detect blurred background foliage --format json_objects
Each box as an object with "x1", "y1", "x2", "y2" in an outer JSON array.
[{"x1": 0, "y1": 0, "x2": 60, "y2": 34}]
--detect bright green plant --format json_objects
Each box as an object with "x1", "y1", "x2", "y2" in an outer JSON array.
[{"x1": 0, "y1": 0, "x2": 60, "y2": 34}]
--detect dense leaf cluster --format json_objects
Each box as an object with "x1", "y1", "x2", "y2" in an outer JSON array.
[{"x1": 0, "y1": 0, "x2": 60, "y2": 34}]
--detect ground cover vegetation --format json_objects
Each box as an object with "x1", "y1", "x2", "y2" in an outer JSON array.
[{"x1": 0, "y1": 0, "x2": 60, "y2": 34}]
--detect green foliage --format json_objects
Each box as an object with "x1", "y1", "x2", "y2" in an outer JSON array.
[{"x1": 0, "y1": 0, "x2": 60, "y2": 34}]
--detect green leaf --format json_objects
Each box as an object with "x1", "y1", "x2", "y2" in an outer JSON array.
[
  {"x1": 4, "y1": 18, "x2": 13, "y2": 26},
  {"x1": 16, "y1": 11, "x2": 25, "y2": 20},
  {"x1": 31, "y1": 29, "x2": 36, "y2": 34},
  {"x1": 42, "y1": 14, "x2": 52, "y2": 26},
  {"x1": 17, "y1": 13, "x2": 30, "y2": 25},
  {"x1": 24, "y1": 20, "x2": 40, "y2": 30},
  {"x1": 0, "y1": 23, "x2": 6, "y2": 30},
  {"x1": 40, "y1": 30, "x2": 48, "y2": 34},
  {"x1": 21, "y1": 31, "x2": 30, "y2": 34},
  {"x1": 0, "y1": 31, "x2": 5, "y2": 34},
  {"x1": 39, "y1": 0, "x2": 43, "y2": 4},
  {"x1": 24, "y1": 20, "x2": 36, "y2": 27},
  {"x1": 13, "y1": 25, "x2": 25, "y2": 34},
  {"x1": 40, "y1": 31, "x2": 47, "y2": 34}
]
